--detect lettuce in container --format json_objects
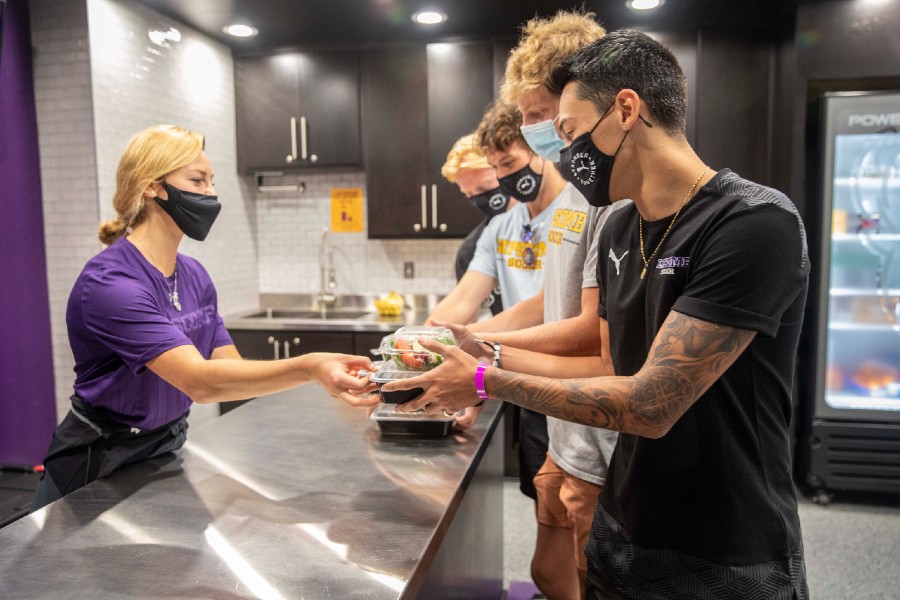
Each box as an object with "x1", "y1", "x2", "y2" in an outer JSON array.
[{"x1": 378, "y1": 326, "x2": 456, "y2": 371}]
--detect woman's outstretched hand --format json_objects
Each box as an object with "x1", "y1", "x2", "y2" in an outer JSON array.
[{"x1": 308, "y1": 353, "x2": 380, "y2": 407}]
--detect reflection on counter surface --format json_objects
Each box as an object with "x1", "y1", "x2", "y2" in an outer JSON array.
[{"x1": 0, "y1": 386, "x2": 504, "y2": 599}]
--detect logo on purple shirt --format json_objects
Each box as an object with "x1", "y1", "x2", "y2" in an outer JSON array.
[{"x1": 656, "y1": 256, "x2": 690, "y2": 276}]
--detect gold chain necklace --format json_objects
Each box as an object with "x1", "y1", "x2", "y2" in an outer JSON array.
[
  {"x1": 130, "y1": 235, "x2": 181, "y2": 311},
  {"x1": 639, "y1": 166, "x2": 710, "y2": 279}
]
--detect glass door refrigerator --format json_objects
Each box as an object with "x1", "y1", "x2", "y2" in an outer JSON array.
[{"x1": 800, "y1": 91, "x2": 900, "y2": 503}]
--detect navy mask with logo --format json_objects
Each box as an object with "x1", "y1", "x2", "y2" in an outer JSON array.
[
  {"x1": 468, "y1": 187, "x2": 510, "y2": 218},
  {"x1": 558, "y1": 102, "x2": 627, "y2": 207},
  {"x1": 498, "y1": 155, "x2": 544, "y2": 203},
  {"x1": 559, "y1": 100, "x2": 653, "y2": 207},
  {"x1": 154, "y1": 181, "x2": 222, "y2": 241}
]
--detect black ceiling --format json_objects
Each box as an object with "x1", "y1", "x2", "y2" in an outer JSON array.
[{"x1": 132, "y1": 0, "x2": 799, "y2": 55}]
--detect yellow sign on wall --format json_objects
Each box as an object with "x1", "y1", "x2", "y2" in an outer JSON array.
[{"x1": 330, "y1": 188, "x2": 365, "y2": 233}]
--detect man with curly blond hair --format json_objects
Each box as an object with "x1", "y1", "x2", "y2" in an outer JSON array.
[
  {"x1": 502, "y1": 11, "x2": 606, "y2": 161},
  {"x1": 428, "y1": 100, "x2": 574, "y2": 506},
  {"x1": 462, "y1": 11, "x2": 617, "y2": 600}
]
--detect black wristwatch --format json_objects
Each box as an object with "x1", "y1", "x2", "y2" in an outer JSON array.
[{"x1": 475, "y1": 339, "x2": 501, "y2": 368}]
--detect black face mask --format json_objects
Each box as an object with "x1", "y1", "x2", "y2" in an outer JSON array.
[
  {"x1": 559, "y1": 102, "x2": 653, "y2": 207},
  {"x1": 498, "y1": 155, "x2": 544, "y2": 203},
  {"x1": 154, "y1": 181, "x2": 222, "y2": 241},
  {"x1": 468, "y1": 187, "x2": 510, "y2": 218}
]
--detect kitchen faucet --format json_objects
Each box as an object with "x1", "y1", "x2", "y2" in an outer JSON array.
[{"x1": 317, "y1": 226, "x2": 337, "y2": 307}]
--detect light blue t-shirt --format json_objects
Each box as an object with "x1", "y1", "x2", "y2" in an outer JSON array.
[{"x1": 467, "y1": 196, "x2": 561, "y2": 307}]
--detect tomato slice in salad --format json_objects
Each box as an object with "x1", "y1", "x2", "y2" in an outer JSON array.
[{"x1": 393, "y1": 338, "x2": 426, "y2": 369}]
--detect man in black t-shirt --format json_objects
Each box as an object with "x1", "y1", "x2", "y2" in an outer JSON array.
[{"x1": 385, "y1": 29, "x2": 810, "y2": 600}]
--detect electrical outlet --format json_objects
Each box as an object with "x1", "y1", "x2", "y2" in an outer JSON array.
[{"x1": 403, "y1": 262, "x2": 415, "y2": 279}]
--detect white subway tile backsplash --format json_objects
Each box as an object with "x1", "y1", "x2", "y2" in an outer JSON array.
[
  {"x1": 31, "y1": 0, "x2": 99, "y2": 423},
  {"x1": 252, "y1": 171, "x2": 462, "y2": 296}
]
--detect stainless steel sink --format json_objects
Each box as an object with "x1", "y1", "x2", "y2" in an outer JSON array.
[
  {"x1": 245, "y1": 308, "x2": 372, "y2": 320},
  {"x1": 225, "y1": 294, "x2": 449, "y2": 332}
]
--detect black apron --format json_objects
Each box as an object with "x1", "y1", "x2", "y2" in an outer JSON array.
[{"x1": 32, "y1": 395, "x2": 188, "y2": 510}]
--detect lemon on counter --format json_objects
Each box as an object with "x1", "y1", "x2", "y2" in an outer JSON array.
[{"x1": 375, "y1": 291, "x2": 404, "y2": 316}]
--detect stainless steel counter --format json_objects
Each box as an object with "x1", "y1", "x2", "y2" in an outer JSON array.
[{"x1": 0, "y1": 387, "x2": 504, "y2": 600}]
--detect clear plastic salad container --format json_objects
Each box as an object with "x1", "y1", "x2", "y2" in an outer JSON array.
[{"x1": 377, "y1": 326, "x2": 456, "y2": 372}]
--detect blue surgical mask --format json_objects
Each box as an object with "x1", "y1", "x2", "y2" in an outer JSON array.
[{"x1": 520, "y1": 119, "x2": 565, "y2": 162}]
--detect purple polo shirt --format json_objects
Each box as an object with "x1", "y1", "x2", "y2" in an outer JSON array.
[{"x1": 66, "y1": 238, "x2": 233, "y2": 429}]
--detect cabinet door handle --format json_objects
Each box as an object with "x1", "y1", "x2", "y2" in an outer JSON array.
[
  {"x1": 267, "y1": 336, "x2": 280, "y2": 360},
  {"x1": 420, "y1": 185, "x2": 428, "y2": 231},
  {"x1": 431, "y1": 184, "x2": 438, "y2": 229},
  {"x1": 283, "y1": 338, "x2": 301, "y2": 359},
  {"x1": 300, "y1": 116, "x2": 308, "y2": 160},
  {"x1": 287, "y1": 117, "x2": 298, "y2": 163}
]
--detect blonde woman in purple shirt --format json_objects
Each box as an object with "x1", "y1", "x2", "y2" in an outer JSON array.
[{"x1": 33, "y1": 125, "x2": 377, "y2": 509}]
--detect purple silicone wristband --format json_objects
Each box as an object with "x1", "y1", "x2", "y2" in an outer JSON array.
[{"x1": 474, "y1": 363, "x2": 490, "y2": 402}]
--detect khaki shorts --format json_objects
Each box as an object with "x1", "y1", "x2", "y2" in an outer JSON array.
[{"x1": 533, "y1": 454, "x2": 602, "y2": 573}]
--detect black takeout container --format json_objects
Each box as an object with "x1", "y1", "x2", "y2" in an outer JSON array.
[
  {"x1": 370, "y1": 364, "x2": 426, "y2": 404},
  {"x1": 370, "y1": 404, "x2": 454, "y2": 437}
]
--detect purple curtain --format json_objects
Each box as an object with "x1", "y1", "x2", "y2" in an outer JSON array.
[{"x1": 0, "y1": 0, "x2": 57, "y2": 465}]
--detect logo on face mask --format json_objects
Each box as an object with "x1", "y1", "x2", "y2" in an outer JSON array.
[
  {"x1": 498, "y1": 155, "x2": 543, "y2": 203},
  {"x1": 489, "y1": 193, "x2": 507, "y2": 210},
  {"x1": 516, "y1": 174, "x2": 537, "y2": 196},
  {"x1": 570, "y1": 152, "x2": 597, "y2": 186}
]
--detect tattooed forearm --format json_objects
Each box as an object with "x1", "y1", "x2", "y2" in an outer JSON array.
[
  {"x1": 644, "y1": 311, "x2": 756, "y2": 399},
  {"x1": 627, "y1": 366, "x2": 693, "y2": 438},
  {"x1": 489, "y1": 370, "x2": 633, "y2": 430},
  {"x1": 486, "y1": 311, "x2": 756, "y2": 438}
]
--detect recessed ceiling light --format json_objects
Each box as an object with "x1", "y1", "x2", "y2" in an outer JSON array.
[
  {"x1": 412, "y1": 11, "x2": 447, "y2": 25},
  {"x1": 223, "y1": 24, "x2": 259, "y2": 38},
  {"x1": 628, "y1": 0, "x2": 664, "y2": 9}
]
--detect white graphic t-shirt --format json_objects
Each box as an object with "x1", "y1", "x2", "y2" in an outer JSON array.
[{"x1": 542, "y1": 184, "x2": 623, "y2": 486}]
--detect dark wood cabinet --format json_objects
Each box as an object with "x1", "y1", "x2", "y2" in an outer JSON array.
[
  {"x1": 353, "y1": 332, "x2": 388, "y2": 358},
  {"x1": 220, "y1": 329, "x2": 355, "y2": 414},
  {"x1": 361, "y1": 47, "x2": 428, "y2": 238},
  {"x1": 363, "y1": 43, "x2": 495, "y2": 238},
  {"x1": 234, "y1": 50, "x2": 361, "y2": 172},
  {"x1": 229, "y1": 329, "x2": 355, "y2": 361}
]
